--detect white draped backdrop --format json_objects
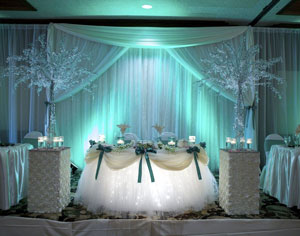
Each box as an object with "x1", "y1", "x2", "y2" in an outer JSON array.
[
  {"x1": 0, "y1": 25, "x2": 48, "y2": 143},
  {"x1": 1, "y1": 24, "x2": 299, "y2": 172}
]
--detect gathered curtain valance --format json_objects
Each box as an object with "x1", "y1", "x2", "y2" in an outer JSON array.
[
  {"x1": 48, "y1": 23, "x2": 248, "y2": 49},
  {"x1": 48, "y1": 23, "x2": 252, "y2": 102}
]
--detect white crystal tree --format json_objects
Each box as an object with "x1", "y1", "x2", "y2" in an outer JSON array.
[
  {"x1": 199, "y1": 36, "x2": 284, "y2": 142},
  {"x1": 5, "y1": 35, "x2": 93, "y2": 142}
]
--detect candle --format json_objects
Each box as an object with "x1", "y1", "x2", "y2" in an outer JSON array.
[
  {"x1": 58, "y1": 136, "x2": 64, "y2": 147},
  {"x1": 230, "y1": 138, "x2": 236, "y2": 149},
  {"x1": 117, "y1": 139, "x2": 124, "y2": 145},
  {"x1": 231, "y1": 138, "x2": 236, "y2": 144},
  {"x1": 53, "y1": 137, "x2": 60, "y2": 148},
  {"x1": 53, "y1": 137, "x2": 59, "y2": 142},
  {"x1": 99, "y1": 135, "x2": 105, "y2": 143},
  {"x1": 246, "y1": 138, "x2": 252, "y2": 149},
  {"x1": 189, "y1": 136, "x2": 196, "y2": 143},
  {"x1": 38, "y1": 136, "x2": 44, "y2": 148},
  {"x1": 168, "y1": 140, "x2": 176, "y2": 146},
  {"x1": 226, "y1": 137, "x2": 231, "y2": 149},
  {"x1": 38, "y1": 137, "x2": 44, "y2": 142}
]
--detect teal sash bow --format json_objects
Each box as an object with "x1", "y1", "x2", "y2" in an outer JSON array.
[
  {"x1": 95, "y1": 144, "x2": 112, "y2": 180},
  {"x1": 245, "y1": 105, "x2": 256, "y2": 128},
  {"x1": 135, "y1": 147, "x2": 156, "y2": 183},
  {"x1": 187, "y1": 146, "x2": 202, "y2": 180}
]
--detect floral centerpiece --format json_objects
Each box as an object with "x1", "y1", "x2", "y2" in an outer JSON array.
[{"x1": 113, "y1": 140, "x2": 134, "y2": 152}]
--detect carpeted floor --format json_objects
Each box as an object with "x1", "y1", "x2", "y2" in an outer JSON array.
[{"x1": 1, "y1": 170, "x2": 300, "y2": 221}]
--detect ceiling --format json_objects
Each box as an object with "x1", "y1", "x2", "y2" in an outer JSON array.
[{"x1": 0, "y1": 0, "x2": 300, "y2": 27}]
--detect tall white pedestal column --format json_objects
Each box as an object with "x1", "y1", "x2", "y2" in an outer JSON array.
[{"x1": 219, "y1": 149, "x2": 260, "y2": 215}]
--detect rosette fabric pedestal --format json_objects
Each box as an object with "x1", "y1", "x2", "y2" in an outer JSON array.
[
  {"x1": 219, "y1": 149, "x2": 260, "y2": 215},
  {"x1": 28, "y1": 148, "x2": 70, "y2": 213}
]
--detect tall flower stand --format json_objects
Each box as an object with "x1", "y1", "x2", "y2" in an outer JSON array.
[
  {"x1": 28, "y1": 147, "x2": 70, "y2": 213},
  {"x1": 219, "y1": 149, "x2": 260, "y2": 215}
]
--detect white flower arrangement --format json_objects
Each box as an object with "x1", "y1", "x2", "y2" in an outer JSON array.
[
  {"x1": 163, "y1": 144, "x2": 177, "y2": 153},
  {"x1": 113, "y1": 140, "x2": 134, "y2": 152}
]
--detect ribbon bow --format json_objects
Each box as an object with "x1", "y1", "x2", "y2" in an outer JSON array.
[
  {"x1": 187, "y1": 146, "x2": 202, "y2": 180},
  {"x1": 95, "y1": 144, "x2": 112, "y2": 180},
  {"x1": 89, "y1": 140, "x2": 96, "y2": 148},
  {"x1": 245, "y1": 105, "x2": 256, "y2": 128},
  {"x1": 135, "y1": 146, "x2": 156, "y2": 183}
]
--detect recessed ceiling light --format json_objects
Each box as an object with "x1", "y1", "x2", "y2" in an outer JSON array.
[{"x1": 142, "y1": 5, "x2": 152, "y2": 9}]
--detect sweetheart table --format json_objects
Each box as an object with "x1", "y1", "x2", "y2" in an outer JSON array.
[{"x1": 75, "y1": 144, "x2": 218, "y2": 215}]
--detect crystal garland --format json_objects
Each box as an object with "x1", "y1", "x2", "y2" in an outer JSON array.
[
  {"x1": 3, "y1": 35, "x2": 94, "y2": 147},
  {"x1": 233, "y1": 83, "x2": 245, "y2": 143},
  {"x1": 199, "y1": 36, "x2": 284, "y2": 143}
]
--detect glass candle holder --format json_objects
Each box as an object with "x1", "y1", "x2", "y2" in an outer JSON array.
[
  {"x1": 53, "y1": 137, "x2": 60, "y2": 148},
  {"x1": 231, "y1": 138, "x2": 237, "y2": 149},
  {"x1": 226, "y1": 137, "x2": 231, "y2": 149},
  {"x1": 239, "y1": 137, "x2": 245, "y2": 149},
  {"x1": 188, "y1": 136, "x2": 196, "y2": 145},
  {"x1": 117, "y1": 137, "x2": 125, "y2": 146},
  {"x1": 246, "y1": 138, "x2": 252, "y2": 149},
  {"x1": 99, "y1": 134, "x2": 106, "y2": 143},
  {"x1": 38, "y1": 136, "x2": 45, "y2": 149},
  {"x1": 43, "y1": 136, "x2": 53, "y2": 149},
  {"x1": 59, "y1": 136, "x2": 64, "y2": 147},
  {"x1": 168, "y1": 137, "x2": 176, "y2": 147}
]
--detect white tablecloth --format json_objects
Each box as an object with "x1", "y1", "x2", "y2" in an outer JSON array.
[
  {"x1": 261, "y1": 145, "x2": 300, "y2": 208},
  {"x1": 0, "y1": 144, "x2": 33, "y2": 210},
  {"x1": 75, "y1": 146, "x2": 218, "y2": 215}
]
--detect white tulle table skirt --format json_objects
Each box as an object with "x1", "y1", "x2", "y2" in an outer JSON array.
[{"x1": 75, "y1": 152, "x2": 218, "y2": 215}]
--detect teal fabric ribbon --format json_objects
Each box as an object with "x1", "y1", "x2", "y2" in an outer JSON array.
[
  {"x1": 186, "y1": 146, "x2": 202, "y2": 180},
  {"x1": 264, "y1": 139, "x2": 285, "y2": 152},
  {"x1": 89, "y1": 140, "x2": 96, "y2": 148},
  {"x1": 135, "y1": 146, "x2": 156, "y2": 183},
  {"x1": 245, "y1": 104, "x2": 256, "y2": 128},
  {"x1": 95, "y1": 144, "x2": 112, "y2": 180}
]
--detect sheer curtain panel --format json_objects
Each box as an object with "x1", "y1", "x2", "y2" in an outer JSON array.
[
  {"x1": 0, "y1": 24, "x2": 47, "y2": 143},
  {"x1": 254, "y1": 28, "x2": 300, "y2": 167},
  {"x1": 55, "y1": 48, "x2": 234, "y2": 171}
]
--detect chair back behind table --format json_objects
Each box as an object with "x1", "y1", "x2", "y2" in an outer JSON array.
[
  {"x1": 159, "y1": 132, "x2": 177, "y2": 145},
  {"x1": 260, "y1": 134, "x2": 285, "y2": 188},
  {"x1": 264, "y1": 134, "x2": 285, "y2": 165},
  {"x1": 124, "y1": 133, "x2": 139, "y2": 144},
  {"x1": 22, "y1": 131, "x2": 43, "y2": 148}
]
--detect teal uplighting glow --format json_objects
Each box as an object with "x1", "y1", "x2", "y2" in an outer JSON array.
[{"x1": 142, "y1": 4, "x2": 152, "y2": 9}]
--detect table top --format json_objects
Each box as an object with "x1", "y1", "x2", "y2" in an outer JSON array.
[
  {"x1": 220, "y1": 148, "x2": 259, "y2": 153},
  {"x1": 271, "y1": 145, "x2": 300, "y2": 155},
  {"x1": 0, "y1": 143, "x2": 33, "y2": 153},
  {"x1": 30, "y1": 147, "x2": 70, "y2": 152}
]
